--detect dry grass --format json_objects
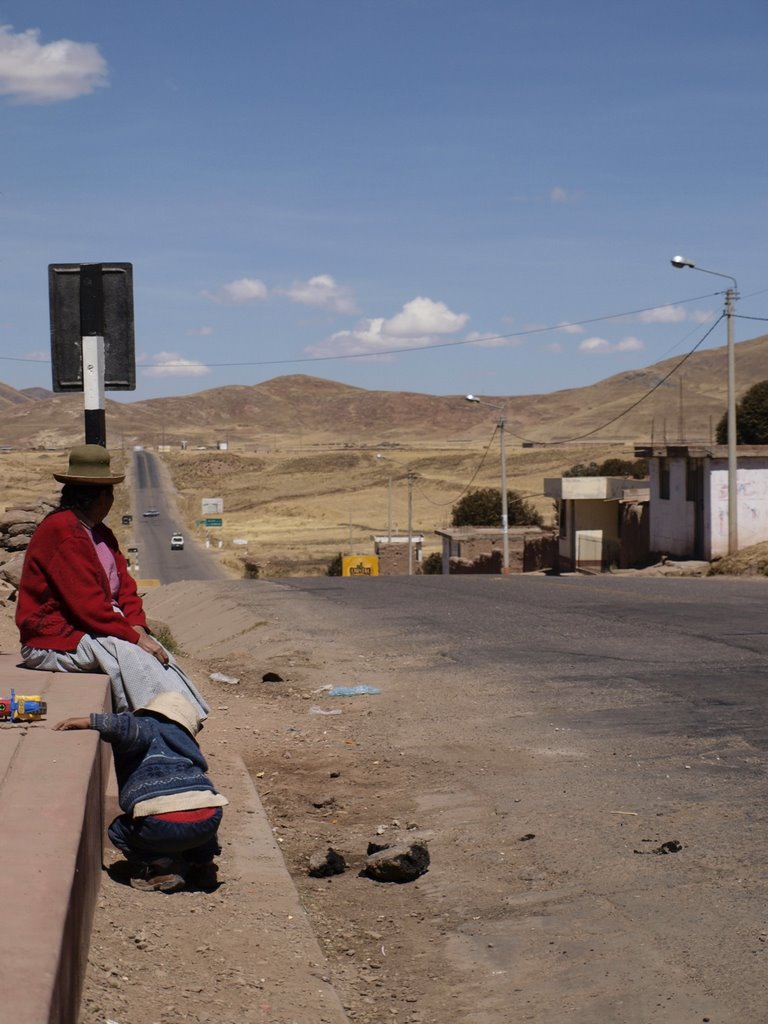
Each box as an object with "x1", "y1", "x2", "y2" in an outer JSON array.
[{"x1": 158, "y1": 441, "x2": 636, "y2": 576}]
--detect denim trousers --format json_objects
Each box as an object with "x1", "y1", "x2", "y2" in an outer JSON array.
[{"x1": 108, "y1": 808, "x2": 222, "y2": 865}]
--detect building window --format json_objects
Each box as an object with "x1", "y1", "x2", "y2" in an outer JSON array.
[{"x1": 659, "y1": 459, "x2": 670, "y2": 500}]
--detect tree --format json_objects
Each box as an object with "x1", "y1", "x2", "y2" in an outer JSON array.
[
  {"x1": 421, "y1": 551, "x2": 443, "y2": 574},
  {"x1": 451, "y1": 487, "x2": 543, "y2": 528},
  {"x1": 564, "y1": 458, "x2": 647, "y2": 478},
  {"x1": 715, "y1": 379, "x2": 768, "y2": 444},
  {"x1": 326, "y1": 552, "x2": 343, "y2": 576}
]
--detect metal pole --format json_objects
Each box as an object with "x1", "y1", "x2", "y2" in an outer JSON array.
[
  {"x1": 387, "y1": 477, "x2": 392, "y2": 542},
  {"x1": 80, "y1": 263, "x2": 106, "y2": 446},
  {"x1": 82, "y1": 335, "x2": 106, "y2": 446},
  {"x1": 726, "y1": 287, "x2": 737, "y2": 555},
  {"x1": 669, "y1": 259, "x2": 738, "y2": 555},
  {"x1": 407, "y1": 472, "x2": 414, "y2": 576},
  {"x1": 499, "y1": 416, "x2": 509, "y2": 572}
]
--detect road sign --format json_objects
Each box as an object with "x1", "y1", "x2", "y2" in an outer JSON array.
[
  {"x1": 204, "y1": 517, "x2": 223, "y2": 527},
  {"x1": 48, "y1": 262, "x2": 135, "y2": 391}
]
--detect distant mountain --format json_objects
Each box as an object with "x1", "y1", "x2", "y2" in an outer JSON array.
[
  {"x1": 20, "y1": 387, "x2": 54, "y2": 401},
  {"x1": 0, "y1": 333, "x2": 766, "y2": 450}
]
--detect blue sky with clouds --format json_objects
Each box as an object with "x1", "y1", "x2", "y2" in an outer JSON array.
[{"x1": 1, "y1": 1, "x2": 767, "y2": 402}]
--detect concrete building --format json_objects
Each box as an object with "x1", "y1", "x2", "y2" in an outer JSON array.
[
  {"x1": 635, "y1": 444, "x2": 768, "y2": 560},
  {"x1": 544, "y1": 476, "x2": 650, "y2": 572},
  {"x1": 434, "y1": 526, "x2": 557, "y2": 574},
  {"x1": 372, "y1": 535, "x2": 425, "y2": 575}
]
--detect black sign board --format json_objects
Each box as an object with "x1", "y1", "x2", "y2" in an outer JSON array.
[{"x1": 48, "y1": 262, "x2": 136, "y2": 392}]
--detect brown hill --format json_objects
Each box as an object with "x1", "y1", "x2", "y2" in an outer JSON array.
[{"x1": 0, "y1": 332, "x2": 766, "y2": 450}]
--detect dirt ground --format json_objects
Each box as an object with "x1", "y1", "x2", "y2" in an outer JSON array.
[{"x1": 0, "y1": 587, "x2": 455, "y2": 1024}]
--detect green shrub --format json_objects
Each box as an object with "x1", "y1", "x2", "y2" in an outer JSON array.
[
  {"x1": 326, "y1": 552, "x2": 343, "y2": 576},
  {"x1": 421, "y1": 551, "x2": 443, "y2": 574}
]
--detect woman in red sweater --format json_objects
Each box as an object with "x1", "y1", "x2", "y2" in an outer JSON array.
[{"x1": 16, "y1": 445, "x2": 208, "y2": 716}]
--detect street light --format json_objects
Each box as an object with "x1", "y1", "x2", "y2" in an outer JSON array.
[
  {"x1": 670, "y1": 255, "x2": 739, "y2": 554},
  {"x1": 464, "y1": 395, "x2": 509, "y2": 572},
  {"x1": 376, "y1": 453, "x2": 416, "y2": 575}
]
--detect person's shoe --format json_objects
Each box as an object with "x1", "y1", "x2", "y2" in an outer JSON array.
[
  {"x1": 185, "y1": 861, "x2": 219, "y2": 891},
  {"x1": 129, "y1": 861, "x2": 187, "y2": 893}
]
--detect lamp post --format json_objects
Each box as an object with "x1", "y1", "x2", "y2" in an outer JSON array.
[
  {"x1": 670, "y1": 256, "x2": 739, "y2": 554},
  {"x1": 376, "y1": 453, "x2": 416, "y2": 575},
  {"x1": 465, "y1": 395, "x2": 509, "y2": 572}
]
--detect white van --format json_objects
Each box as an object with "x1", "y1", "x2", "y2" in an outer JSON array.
[{"x1": 171, "y1": 534, "x2": 184, "y2": 550}]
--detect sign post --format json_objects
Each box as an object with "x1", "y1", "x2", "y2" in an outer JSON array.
[{"x1": 49, "y1": 262, "x2": 135, "y2": 445}]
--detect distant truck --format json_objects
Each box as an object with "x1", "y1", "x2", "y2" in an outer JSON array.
[{"x1": 171, "y1": 534, "x2": 184, "y2": 550}]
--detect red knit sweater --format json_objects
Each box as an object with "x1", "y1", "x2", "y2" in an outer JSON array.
[{"x1": 16, "y1": 509, "x2": 148, "y2": 651}]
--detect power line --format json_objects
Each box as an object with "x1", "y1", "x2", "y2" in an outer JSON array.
[
  {"x1": 0, "y1": 291, "x2": 725, "y2": 369},
  {"x1": 509, "y1": 314, "x2": 726, "y2": 445}
]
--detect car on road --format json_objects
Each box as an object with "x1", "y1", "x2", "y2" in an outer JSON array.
[
  {"x1": 142, "y1": 509, "x2": 160, "y2": 518},
  {"x1": 171, "y1": 534, "x2": 184, "y2": 550}
]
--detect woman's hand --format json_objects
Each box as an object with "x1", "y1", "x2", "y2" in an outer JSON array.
[
  {"x1": 135, "y1": 627, "x2": 170, "y2": 666},
  {"x1": 54, "y1": 717, "x2": 91, "y2": 731}
]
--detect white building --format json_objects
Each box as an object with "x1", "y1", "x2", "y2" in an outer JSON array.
[
  {"x1": 543, "y1": 476, "x2": 649, "y2": 572},
  {"x1": 635, "y1": 444, "x2": 768, "y2": 560}
]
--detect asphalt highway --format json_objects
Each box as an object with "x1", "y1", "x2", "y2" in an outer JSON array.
[
  {"x1": 129, "y1": 449, "x2": 224, "y2": 583},
  {"x1": 269, "y1": 572, "x2": 768, "y2": 753}
]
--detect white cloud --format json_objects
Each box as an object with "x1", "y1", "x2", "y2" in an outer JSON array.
[
  {"x1": 280, "y1": 274, "x2": 357, "y2": 314},
  {"x1": 637, "y1": 304, "x2": 687, "y2": 324},
  {"x1": 579, "y1": 335, "x2": 645, "y2": 355},
  {"x1": 0, "y1": 24, "x2": 108, "y2": 104},
  {"x1": 383, "y1": 297, "x2": 468, "y2": 338},
  {"x1": 580, "y1": 336, "x2": 611, "y2": 354},
  {"x1": 308, "y1": 296, "x2": 469, "y2": 358},
  {"x1": 188, "y1": 325, "x2": 214, "y2": 336},
  {"x1": 557, "y1": 321, "x2": 586, "y2": 335},
  {"x1": 141, "y1": 352, "x2": 211, "y2": 378},
  {"x1": 545, "y1": 341, "x2": 564, "y2": 353},
  {"x1": 550, "y1": 185, "x2": 582, "y2": 204},
  {"x1": 203, "y1": 277, "x2": 269, "y2": 304},
  {"x1": 615, "y1": 336, "x2": 644, "y2": 352}
]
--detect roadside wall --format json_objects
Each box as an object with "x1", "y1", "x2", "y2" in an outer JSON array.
[{"x1": 0, "y1": 661, "x2": 110, "y2": 1024}]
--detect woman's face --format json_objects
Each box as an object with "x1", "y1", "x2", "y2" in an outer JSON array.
[{"x1": 89, "y1": 486, "x2": 115, "y2": 524}]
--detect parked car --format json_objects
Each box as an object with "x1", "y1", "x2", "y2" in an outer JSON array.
[
  {"x1": 121, "y1": 514, "x2": 133, "y2": 525},
  {"x1": 171, "y1": 534, "x2": 184, "y2": 550},
  {"x1": 142, "y1": 509, "x2": 160, "y2": 518}
]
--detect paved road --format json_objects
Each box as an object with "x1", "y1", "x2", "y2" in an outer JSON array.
[
  {"x1": 268, "y1": 572, "x2": 768, "y2": 750},
  {"x1": 129, "y1": 449, "x2": 224, "y2": 583}
]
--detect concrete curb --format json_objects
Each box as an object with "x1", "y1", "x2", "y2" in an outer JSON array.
[{"x1": 216, "y1": 752, "x2": 350, "y2": 1024}]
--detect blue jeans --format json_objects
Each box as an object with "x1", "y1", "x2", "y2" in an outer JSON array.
[{"x1": 108, "y1": 809, "x2": 222, "y2": 865}]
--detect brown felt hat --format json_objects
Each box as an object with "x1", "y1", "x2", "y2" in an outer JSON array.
[{"x1": 53, "y1": 445, "x2": 125, "y2": 485}]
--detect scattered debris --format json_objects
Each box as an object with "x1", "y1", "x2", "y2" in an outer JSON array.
[
  {"x1": 362, "y1": 842, "x2": 430, "y2": 883},
  {"x1": 209, "y1": 672, "x2": 240, "y2": 685},
  {"x1": 327, "y1": 685, "x2": 381, "y2": 697},
  {"x1": 308, "y1": 847, "x2": 347, "y2": 878},
  {"x1": 308, "y1": 705, "x2": 342, "y2": 716},
  {"x1": 634, "y1": 839, "x2": 683, "y2": 855},
  {"x1": 519, "y1": 833, "x2": 536, "y2": 842}
]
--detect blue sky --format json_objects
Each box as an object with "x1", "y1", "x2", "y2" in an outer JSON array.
[{"x1": 1, "y1": 1, "x2": 767, "y2": 402}]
